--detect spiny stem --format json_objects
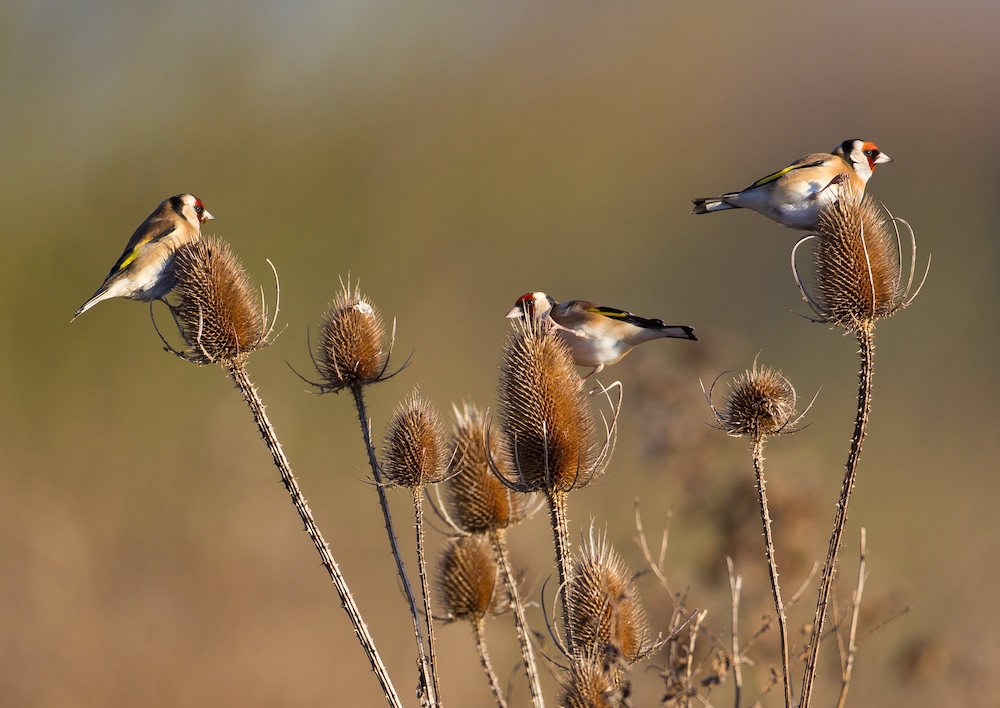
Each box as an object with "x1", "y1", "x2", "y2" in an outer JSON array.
[
  {"x1": 472, "y1": 620, "x2": 508, "y2": 708},
  {"x1": 750, "y1": 434, "x2": 792, "y2": 708},
  {"x1": 413, "y1": 488, "x2": 443, "y2": 706},
  {"x1": 799, "y1": 326, "x2": 875, "y2": 707},
  {"x1": 351, "y1": 383, "x2": 434, "y2": 706},
  {"x1": 546, "y1": 489, "x2": 574, "y2": 653},
  {"x1": 491, "y1": 530, "x2": 545, "y2": 708},
  {"x1": 228, "y1": 364, "x2": 401, "y2": 708}
]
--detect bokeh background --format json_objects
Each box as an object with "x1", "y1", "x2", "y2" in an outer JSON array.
[{"x1": 3, "y1": 1, "x2": 998, "y2": 705}]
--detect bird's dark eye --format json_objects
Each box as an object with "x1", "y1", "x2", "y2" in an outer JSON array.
[
  {"x1": 864, "y1": 149, "x2": 877, "y2": 158},
  {"x1": 195, "y1": 205, "x2": 204, "y2": 215}
]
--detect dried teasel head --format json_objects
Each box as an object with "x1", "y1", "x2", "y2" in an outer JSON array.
[
  {"x1": 314, "y1": 279, "x2": 390, "y2": 391},
  {"x1": 704, "y1": 361, "x2": 802, "y2": 439},
  {"x1": 793, "y1": 190, "x2": 929, "y2": 333},
  {"x1": 170, "y1": 237, "x2": 271, "y2": 365},
  {"x1": 558, "y1": 648, "x2": 628, "y2": 708},
  {"x1": 496, "y1": 321, "x2": 611, "y2": 493},
  {"x1": 445, "y1": 402, "x2": 532, "y2": 534},
  {"x1": 437, "y1": 534, "x2": 508, "y2": 623},
  {"x1": 566, "y1": 528, "x2": 650, "y2": 663},
  {"x1": 382, "y1": 390, "x2": 449, "y2": 489}
]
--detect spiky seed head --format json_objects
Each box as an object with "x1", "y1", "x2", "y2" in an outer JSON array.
[
  {"x1": 447, "y1": 402, "x2": 531, "y2": 533},
  {"x1": 814, "y1": 191, "x2": 903, "y2": 331},
  {"x1": 558, "y1": 650, "x2": 623, "y2": 708},
  {"x1": 566, "y1": 531, "x2": 649, "y2": 663},
  {"x1": 172, "y1": 237, "x2": 266, "y2": 365},
  {"x1": 497, "y1": 322, "x2": 598, "y2": 493},
  {"x1": 382, "y1": 390, "x2": 449, "y2": 489},
  {"x1": 720, "y1": 363, "x2": 798, "y2": 438},
  {"x1": 315, "y1": 281, "x2": 388, "y2": 390},
  {"x1": 437, "y1": 534, "x2": 508, "y2": 623}
]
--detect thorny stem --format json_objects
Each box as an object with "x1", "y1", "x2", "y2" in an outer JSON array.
[
  {"x1": 413, "y1": 488, "x2": 443, "y2": 706},
  {"x1": 750, "y1": 434, "x2": 792, "y2": 708},
  {"x1": 472, "y1": 620, "x2": 508, "y2": 708},
  {"x1": 800, "y1": 326, "x2": 875, "y2": 707},
  {"x1": 546, "y1": 489, "x2": 575, "y2": 654},
  {"x1": 491, "y1": 530, "x2": 545, "y2": 708},
  {"x1": 835, "y1": 529, "x2": 868, "y2": 708},
  {"x1": 227, "y1": 364, "x2": 401, "y2": 708},
  {"x1": 351, "y1": 383, "x2": 435, "y2": 707}
]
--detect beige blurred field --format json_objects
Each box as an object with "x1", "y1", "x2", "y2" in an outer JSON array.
[{"x1": 3, "y1": 1, "x2": 999, "y2": 705}]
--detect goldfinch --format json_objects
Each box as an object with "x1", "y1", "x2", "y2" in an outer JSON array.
[
  {"x1": 72, "y1": 193, "x2": 214, "y2": 321},
  {"x1": 691, "y1": 139, "x2": 893, "y2": 230},
  {"x1": 506, "y1": 292, "x2": 697, "y2": 379}
]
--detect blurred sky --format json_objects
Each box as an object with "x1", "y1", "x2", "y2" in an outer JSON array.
[{"x1": 2, "y1": 1, "x2": 999, "y2": 706}]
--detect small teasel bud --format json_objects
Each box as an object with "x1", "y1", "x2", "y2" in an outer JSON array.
[
  {"x1": 315, "y1": 279, "x2": 388, "y2": 390},
  {"x1": 447, "y1": 402, "x2": 531, "y2": 534},
  {"x1": 437, "y1": 534, "x2": 508, "y2": 623},
  {"x1": 172, "y1": 237, "x2": 267, "y2": 365},
  {"x1": 382, "y1": 390, "x2": 449, "y2": 489},
  {"x1": 559, "y1": 649, "x2": 624, "y2": 708},
  {"x1": 566, "y1": 529, "x2": 650, "y2": 663},
  {"x1": 718, "y1": 362, "x2": 798, "y2": 438},
  {"x1": 496, "y1": 322, "x2": 600, "y2": 493}
]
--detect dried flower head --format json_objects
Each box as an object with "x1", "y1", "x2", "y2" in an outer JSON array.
[
  {"x1": 496, "y1": 322, "x2": 606, "y2": 493},
  {"x1": 558, "y1": 649, "x2": 627, "y2": 708},
  {"x1": 437, "y1": 535, "x2": 508, "y2": 623},
  {"x1": 566, "y1": 529, "x2": 650, "y2": 663},
  {"x1": 709, "y1": 362, "x2": 799, "y2": 438},
  {"x1": 171, "y1": 237, "x2": 268, "y2": 365},
  {"x1": 315, "y1": 279, "x2": 389, "y2": 390},
  {"x1": 793, "y1": 191, "x2": 928, "y2": 332},
  {"x1": 382, "y1": 390, "x2": 449, "y2": 489},
  {"x1": 446, "y1": 402, "x2": 532, "y2": 534}
]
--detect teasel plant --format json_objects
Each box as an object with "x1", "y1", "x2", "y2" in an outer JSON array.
[
  {"x1": 381, "y1": 389, "x2": 451, "y2": 706},
  {"x1": 297, "y1": 278, "x2": 435, "y2": 706},
  {"x1": 703, "y1": 360, "x2": 814, "y2": 708},
  {"x1": 564, "y1": 526, "x2": 653, "y2": 695},
  {"x1": 436, "y1": 534, "x2": 512, "y2": 707},
  {"x1": 430, "y1": 402, "x2": 545, "y2": 707},
  {"x1": 489, "y1": 317, "x2": 621, "y2": 655},
  {"x1": 791, "y1": 190, "x2": 929, "y2": 707},
  {"x1": 159, "y1": 240, "x2": 402, "y2": 707}
]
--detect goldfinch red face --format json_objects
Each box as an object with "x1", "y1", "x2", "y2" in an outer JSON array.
[
  {"x1": 860, "y1": 141, "x2": 893, "y2": 168},
  {"x1": 505, "y1": 292, "x2": 552, "y2": 320},
  {"x1": 177, "y1": 193, "x2": 215, "y2": 226}
]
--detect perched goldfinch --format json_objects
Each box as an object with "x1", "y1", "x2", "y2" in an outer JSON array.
[
  {"x1": 72, "y1": 193, "x2": 214, "y2": 321},
  {"x1": 691, "y1": 139, "x2": 893, "y2": 230},
  {"x1": 506, "y1": 292, "x2": 697, "y2": 379}
]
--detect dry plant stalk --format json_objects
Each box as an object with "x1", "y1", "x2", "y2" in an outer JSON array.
[
  {"x1": 494, "y1": 319, "x2": 617, "y2": 654},
  {"x1": 308, "y1": 279, "x2": 435, "y2": 706},
  {"x1": 382, "y1": 389, "x2": 451, "y2": 706},
  {"x1": 792, "y1": 191, "x2": 927, "y2": 707},
  {"x1": 445, "y1": 403, "x2": 544, "y2": 708},
  {"x1": 437, "y1": 535, "x2": 510, "y2": 708},
  {"x1": 168, "y1": 241, "x2": 401, "y2": 707},
  {"x1": 705, "y1": 361, "x2": 804, "y2": 708}
]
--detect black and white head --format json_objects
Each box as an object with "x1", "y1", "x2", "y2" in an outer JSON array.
[
  {"x1": 505, "y1": 291, "x2": 556, "y2": 322},
  {"x1": 833, "y1": 139, "x2": 893, "y2": 183}
]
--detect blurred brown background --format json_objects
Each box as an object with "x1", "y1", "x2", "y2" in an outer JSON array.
[{"x1": 3, "y1": 1, "x2": 998, "y2": 705}]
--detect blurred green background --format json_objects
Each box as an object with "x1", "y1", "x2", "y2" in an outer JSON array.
[{"x1": 3, "y1": 1, "x2": 998, "y2": 705}]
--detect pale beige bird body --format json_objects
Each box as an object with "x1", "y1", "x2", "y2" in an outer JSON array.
[
  {"x1": 506, "y1": 292, "x2": 697, "y2": 379},
  {"x1": 692, "y1": 139, "x2": 892, "y2": 230},
  {"x1": 73, "y1": 194, "x2": 214, "y2": 321}
]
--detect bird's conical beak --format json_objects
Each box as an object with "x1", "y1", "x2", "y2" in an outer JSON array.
[
  {"x1": 201, "y1": 210, "x2": 216, "y2": 223},
  {"x1": 875, "y1": 152, "x2": 893, "y2": 164},
  {"x1": 505, "y1": 306, "x2": 524, "y2": 319}
]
